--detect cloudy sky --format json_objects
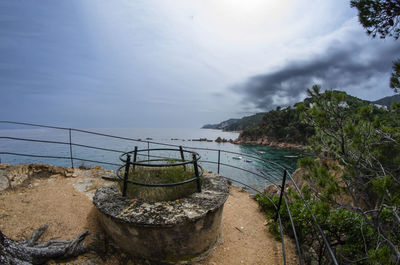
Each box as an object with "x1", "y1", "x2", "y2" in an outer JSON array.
[{"x1": 0, "y1": 0, "x2": 398, "y2": 128}]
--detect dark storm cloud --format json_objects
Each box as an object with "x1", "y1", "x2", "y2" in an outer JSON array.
[{"x1": 232, "y1": 39, "x2": 400, "y2": 110}]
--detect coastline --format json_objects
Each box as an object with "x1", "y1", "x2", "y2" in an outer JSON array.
[
  {"x1": 233, "y1": 136, "x2": 307, "y2": 150},
  {"x1": 202, "y1": 128, "x2": 307, "y2": 150}
]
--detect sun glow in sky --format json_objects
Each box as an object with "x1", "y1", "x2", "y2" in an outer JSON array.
[
  {"x1": 0, "y1": 0, "x2": 398, "y2": 128},
  {"x1": 200, "y1": 0, "x2": 289, "y2": 34}
]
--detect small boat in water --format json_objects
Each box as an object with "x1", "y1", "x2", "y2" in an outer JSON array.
[
  {"x1": 244, "y1": 159, "x2": 253, "y2": 163},
  {"x1": 258, "y1": 151, "x2": 266, "y2": 154},
  {"x1": 284, "y1": 155, "x2": 299, "y2": 158},
  {"x1": 232, "y1": 156, "x2": 242, "y2": 160}
]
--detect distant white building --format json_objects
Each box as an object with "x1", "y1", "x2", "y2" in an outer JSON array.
[{"x1": 374, "y1": 104, "x2": 388, "y2": 111}]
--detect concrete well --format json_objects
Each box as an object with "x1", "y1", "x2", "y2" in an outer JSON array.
[{"x1": 93, "y1": 171, "x2": 229, "y2": 264}]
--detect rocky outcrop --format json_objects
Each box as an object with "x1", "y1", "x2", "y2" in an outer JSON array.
[
  {"x1": 192, "y1": 138, "x2": 213, "y2": 142},
  {"x1": 0, "y1": 163, "x2": 118, "y2": 264},
  {"x1": 262, "y1": 159, "x2": 356, "y2": 207},
  {"x1": 0, "y1": 163, "x2": 116, "y2": 192},
  {"x1": 261, "y1": 168, "x2": 307, "y2": 197},
  {"x1": 215, "y1": 137, "x2": 234, "y2": 143},
  {"x1": 233, "y1": 136, "x2": 306, "y2": 149},
  {"x1": 0, "y1": 164, "x2": 73, "y2": 191}
]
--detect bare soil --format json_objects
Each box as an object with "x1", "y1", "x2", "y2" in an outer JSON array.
[{"x1": 0, "y1": 174, "x2": 297, "y2": 265}]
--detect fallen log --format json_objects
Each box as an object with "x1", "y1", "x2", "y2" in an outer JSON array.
[{"x1": 0, "y1": 224, "x2": 89, "y2": 265}]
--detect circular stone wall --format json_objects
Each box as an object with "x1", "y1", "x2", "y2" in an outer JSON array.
[{"x1": 93, "y1": 171, "x2": 229, "y2": 264}]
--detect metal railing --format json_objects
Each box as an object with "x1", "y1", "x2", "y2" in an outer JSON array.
[{"x1": 0, "y1": 121, "x2": 338, "y2": 265}]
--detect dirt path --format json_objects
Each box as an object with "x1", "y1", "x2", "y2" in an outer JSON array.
[
  {"x1": 200, "y1": 186, "x2": 297, "y2": 265},
  {"x1": 0, "y1": 173, "x2": 297, "y2": 265}
]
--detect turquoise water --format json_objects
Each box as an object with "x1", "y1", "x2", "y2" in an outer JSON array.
[{"x1": 0, "y1": 127, "x2": 305, "y2": 192}]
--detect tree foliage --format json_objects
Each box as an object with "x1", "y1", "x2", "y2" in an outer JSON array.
[
  {"x1": 351, "y1": 0, "x2": 400, "y2": 39},
  {"x1": 240, "y1": 105, "x2": 315, "y2": 145},
  {"x1": 351, "y1": 0, "x2": 400, "y2": 94},
  {"x1": 296, "y1": 86, "x2": 400, "y2": 263},
  {"x1": 224, "y1": 113, "x2": 266, "y2": 131},
  {"x1": 391, "y1": 60, "x2": 400, "y2": 93},
  {"x1": 259, "y1": 86, "x2": 400, "y2": 264}
]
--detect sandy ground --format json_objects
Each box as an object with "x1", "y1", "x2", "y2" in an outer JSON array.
[
  {"x1": 200, "y1": 186, "x2": 297, "y2": 265},
  {"x1": 0, "y1": 174, "x2": 297, "y2": 265}
]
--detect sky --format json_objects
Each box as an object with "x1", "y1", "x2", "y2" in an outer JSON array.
[{"x1": 0, "y1": 0, "x2": 398, "y2": 128}]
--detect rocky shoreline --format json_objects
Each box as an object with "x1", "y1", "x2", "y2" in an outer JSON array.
[
  {"x1": 233, "y1": 136, "x2": 306, "y2": 149},
  {"x1": 189, "y1": 134, "x2": 307, "y2": 149}
]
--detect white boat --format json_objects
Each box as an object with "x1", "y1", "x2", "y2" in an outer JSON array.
[{"x1": 232, "y1": 156, "x2": 242, "y2": 160}]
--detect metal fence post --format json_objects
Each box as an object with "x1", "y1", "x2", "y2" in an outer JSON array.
[
  {"x1": 275, "y1": 170, "x2": 287, "y2": 221},
  {"x1": 122, "y1": 154, "x2": 131, "y2": 197},
  {"x1": 179, "y1": 146, "x2": 186, "y2": 171},
  {"x1": 192, "y1": 153, "x2": 201, "y2": 192},
  {"x1": 133, "y1": 146, "x2": 138, "y2": 169},
  {"x1": 217, "y1": 150, "x2": 221, "y2": 174},
  {"x1": 147, "y1": 142, "x2": 150, "y2": 162},
  {"x1": 68, "y1": 129, "x2": 74, "y2": 168}
]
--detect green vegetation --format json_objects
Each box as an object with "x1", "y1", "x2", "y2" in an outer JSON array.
[
  {"x1": 257, "y1": 190, "x2": 383, "y2": 264},
  {"x1": 204, "y1": 91, "x2": 380, "y2": 147},
  {"x1": 258, "y1": 86, "x2": 400, "y2": 264},
  {"x1": 240, "y1": 105, "x2": 314, "y2": 145},
  {"x1": 118, "y1": 165, "x2": 199, "y2": 202},
  {"x1": 239, "y1": 89, "x2": 373, "y2": 145},
  {"x1": 204, "y1": 96, "x2": 396, "y2": 148},
  {"x1": 391, "y1": 61, "x2": 400, "y2": 93},
  {"x1": 202, "y1": 113, "x2": 265, "y2": 131},
  {"x1": 223, "y1": 113, "x2": 266, "y2": 131},
  {"x1": 245, "y1": 1, "x2": 400, "y2": 263}
]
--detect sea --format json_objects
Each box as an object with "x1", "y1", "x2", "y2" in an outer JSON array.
[{"x1": 0, "y1": 126, "x2": 306, "y2": 193}]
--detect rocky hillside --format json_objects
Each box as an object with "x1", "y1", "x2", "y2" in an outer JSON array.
[
  {"x1": 372, "y1": 94, "x2": 400, "y2": 108},
  {"x1": 202, "y1": 118, "x2": 240, "y2": 130},
  {"x1": 235, "y1": 106, "x2": 314, "y2": 147},
  {"x1": 204, "y1": 91, "x2": 392, "y2": 148},
  {"x1": 202, "y1": 113, "x2": 265, "y2": 131},
  {"x1": 237, "y1": 91, "x2": 375, "y2": 147}
]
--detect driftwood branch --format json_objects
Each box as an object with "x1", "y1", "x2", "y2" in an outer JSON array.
[
  {"x1": 27, "y1": 224, "x2": 49, "y2": 247},
  {"x1": 0, "y1": 224, "x2": 89, "y2": 265}
]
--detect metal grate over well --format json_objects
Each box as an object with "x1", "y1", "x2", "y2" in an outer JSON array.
[{"x1": 116, "y1": 146, "x2": 204, "y2": 201}]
